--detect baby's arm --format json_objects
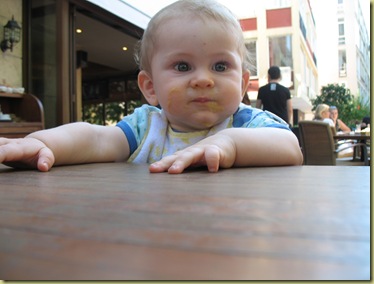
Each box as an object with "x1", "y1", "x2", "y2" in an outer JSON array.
[
  {"x1": 221, "y1": 127, "x2": 303, "y2": 166},
  {"x1": 0, "y1": 122, "x2": 129, "y2": 171},
  {"x1": 149, "y1": 127, "x2": 303, "y2": 174}
]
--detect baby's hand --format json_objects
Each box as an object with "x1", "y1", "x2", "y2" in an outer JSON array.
[
  {"x1": 0, "y1": 137, "x2": 55, "y2": 172},
  {"x1": 149, "y1": 133, "x2": 236, "y2": 174}
]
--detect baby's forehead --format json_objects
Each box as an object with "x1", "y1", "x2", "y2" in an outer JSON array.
[
  {"x1": 156, "y1": 14, "x2": 238, "y2": 38},
  {"x1": 154, "y1": 17, "x2": 241, "y2": 50},
  {"x1": 139, "y1": 3, "x2": 249, "y2": 72},
  {"x1": 159, "y1": 13, "x2": 217, "y2": 27}
]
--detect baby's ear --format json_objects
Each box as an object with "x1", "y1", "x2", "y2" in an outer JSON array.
[{"x1": 138, "y1": 71, "x2": 159, "y2": 106}]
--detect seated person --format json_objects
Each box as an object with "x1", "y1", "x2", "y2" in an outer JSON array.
[
  {"x1": 361, "y1": 116, "x2": 370, "y2": 130},
  {"x1": 329, "y1": 106, "x2": 350, "y2": 133},
  {"x1": 313, "y1": 104, "x2": 334, "y2": 127}
]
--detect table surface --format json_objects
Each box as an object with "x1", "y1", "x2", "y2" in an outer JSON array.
[
  {"x1": 0, "y1": 163, "x2": 370, "y2": 280},
  {"x1": 334, "y1": 132, "x2": 371, "y2": 140}
]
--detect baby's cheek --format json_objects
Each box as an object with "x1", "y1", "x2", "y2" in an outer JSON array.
[
  {"x1": 166, "y1": 88, "x2": 184, "y2": 114},
  {"x1": 205, "y1": 101, "x2": 224, "y2": 113}
]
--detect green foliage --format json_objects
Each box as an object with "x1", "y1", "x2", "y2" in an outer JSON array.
[
  {"x1": 311, "y1": 83, "x2": 353, "y2": 116},
  {"x1": 105, "y1": 102, "x2": 127, "y2": 125},
  {"x1": 83, "y1": 103, "x2": 105, "y2": 125},
  {"x1": 347, "y1": 96, "x2": 370, "y2": 126},
  {"x1": 83, "y1": 100, "x2": 143, "y2": 125},
  {"x1": 311, "y1": 83, "x2": 370, "y2": 128}
]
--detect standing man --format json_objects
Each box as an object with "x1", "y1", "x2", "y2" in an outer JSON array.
[{"x1": 256, "y1": 66, "x2": 292, "y2": 126}]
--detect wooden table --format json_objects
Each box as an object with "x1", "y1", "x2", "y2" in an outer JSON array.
[
  {"x1": 333, "y1": 132, "x2": 371, "y2": 141},
  {"x1": 0, "y1": 163, "x2": 370, "y2": 280},
  {"x1": 334, "y1": 132, "x2": 371, "y2": 161}
]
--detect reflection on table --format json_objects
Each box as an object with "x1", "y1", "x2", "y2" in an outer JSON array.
[{"x1": 0, "y1": 163, "x2": 370, "y2": 280}]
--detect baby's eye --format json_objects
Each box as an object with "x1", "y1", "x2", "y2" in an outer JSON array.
[
  {"x1": 213, "y1": 62, "x2": 228, "y2": 72},
  {"x1": 174, "y1": 62, "x2": 191, "y2": 72}
]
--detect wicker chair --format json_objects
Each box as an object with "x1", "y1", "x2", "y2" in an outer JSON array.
[{"x1": 298, "y1": 120, "x2": 369, "y2": 166}]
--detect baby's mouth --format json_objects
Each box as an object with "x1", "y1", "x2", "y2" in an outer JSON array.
[{"x1": 192, "y1": 97, "x2": 213, "y2": 103}]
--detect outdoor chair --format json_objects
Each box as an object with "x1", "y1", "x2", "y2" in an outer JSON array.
[{"x1": 298, "y1": 120, "x2": 369, "y2": 166}]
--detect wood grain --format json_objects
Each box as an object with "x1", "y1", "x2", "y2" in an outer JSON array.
[{"x1": 0, "y1": 163, "x2": 370, "y2": 280}]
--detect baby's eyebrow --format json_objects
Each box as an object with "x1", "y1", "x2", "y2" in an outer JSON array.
[{"x1": 165, "y1": 51, "x2": 191, "y2": 57}]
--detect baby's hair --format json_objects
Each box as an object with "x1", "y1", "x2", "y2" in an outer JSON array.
[{"x1": 134, "y1": 0, "x2": 251, "y2": 73}]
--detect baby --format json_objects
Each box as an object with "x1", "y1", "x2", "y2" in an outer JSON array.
[{"x1": 0, "y1": 0, "x2": 303, "y2": 174}]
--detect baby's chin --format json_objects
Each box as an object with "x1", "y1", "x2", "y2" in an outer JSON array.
[{"x1": 171, "y1": 116, "x2": 229, "y2": 132}]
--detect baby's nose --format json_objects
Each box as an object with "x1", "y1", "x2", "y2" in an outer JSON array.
[{"x1": 190, "y1": 71, "x2": 214, "y2": 88}]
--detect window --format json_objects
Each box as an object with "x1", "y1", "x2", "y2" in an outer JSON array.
[
  {"x1": 338, "y1": 49, "x2": 347, "y2": 77},
  {"x1": 266, "y1": 0, "x2": 291, "y2": 9},
  {"x1": 338, "y1": 17, "x2": 345, "y2": 44},
  {"x1": 31, "y1": 0, "x2": 58, "y2": 128},
  {"x1": 269, "y1": 35, "x2": 293, "y2": 68},
  {"x1": 245, "y1": 41, "x2": 257, "y2": 77}
]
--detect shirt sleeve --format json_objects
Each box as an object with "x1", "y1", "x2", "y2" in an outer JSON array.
[
  {"x1": 257, "y1": 86, "x2": 264, "y2": 100},
  {"x1": 233, "y1": 104, "x2": 290, "y2": 130},
  {"x1": 116, "y1": 105, "x2": 160, "y2": 155}
]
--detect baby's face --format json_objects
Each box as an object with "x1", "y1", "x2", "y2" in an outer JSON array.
[{"x1": 148, "y1": 17, "x2": 249, "y2": 132}]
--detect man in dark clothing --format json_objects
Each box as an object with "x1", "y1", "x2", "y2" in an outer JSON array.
[{"x1": 256, "y1": 66, "x2": 292, "y2": 125}]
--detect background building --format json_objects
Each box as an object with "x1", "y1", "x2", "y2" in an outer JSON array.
[
  {"x1": 310, "y1": 0, "x2": 370, "y2": 105},
  {"x1": 0, "y1": 0, "x2": 148, "y2": 129},
  {"x1": 237, "y1": 0, "x2": 318, "y2": 125},
  {"x1": 0, "y1": 0, "x2": 369, "y2": 131}
]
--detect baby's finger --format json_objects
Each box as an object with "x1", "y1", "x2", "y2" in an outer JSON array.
[
  {"x1": 0, "y1": 140, "x2": 27, "y2": 163},
  {"x1": 167, "y1": 148, "x2": 206, "y2": 174},
  {"x1": 150, "y1": 148, "x2": 204, "y2": 174},
  {"x1": 204, "y1": 146, "x2": 220, "y2": 173},
  {"x1": 36, "y1": 147, "x2": 55, "y2": 172},
  {"x1": 149, "y1": 154, "x2": 178, "y2": 173}
]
